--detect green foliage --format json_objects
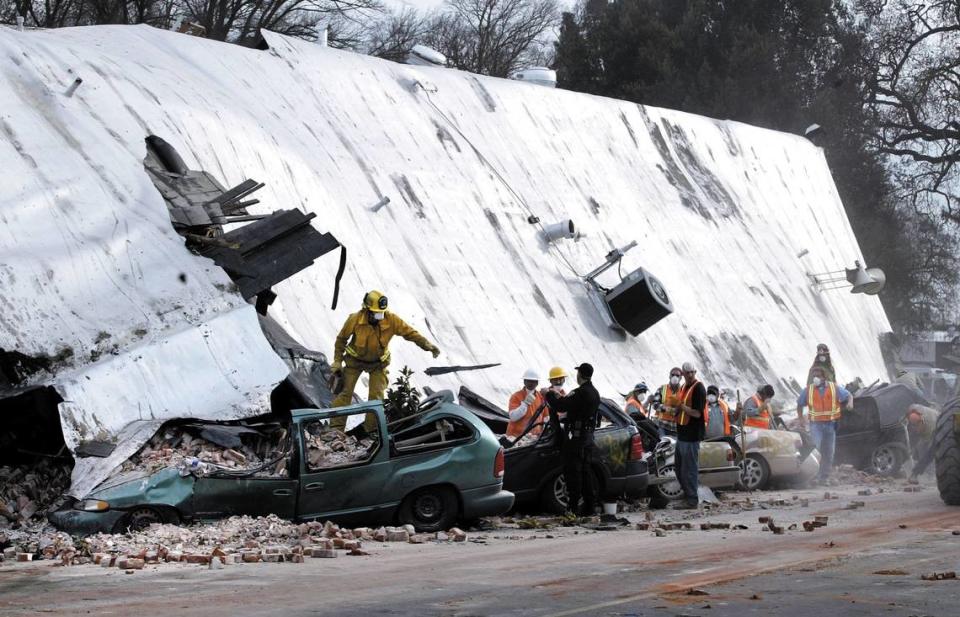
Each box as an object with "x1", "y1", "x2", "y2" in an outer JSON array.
[
  {"x1": 384, "y1": 366, "x2": 422, "y2": 423},
  {"x1": 553, "y1": 0, "x2": 959, "y2": 332}
]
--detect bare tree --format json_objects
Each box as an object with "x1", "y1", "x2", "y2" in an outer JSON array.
[
  {"x1": 364, "y1": 7, "x2": 427, "y2": 61},
  {"x1": 863, "y1": 0, "x2": 960, "y2": 223},
  {"x1": 423, "y1": 0, "x2": 559, "y2": 77}
]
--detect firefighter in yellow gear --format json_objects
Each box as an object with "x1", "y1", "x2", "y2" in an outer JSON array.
[{"x1": 330, "y1": 290, "x2": 439, "y2": 431}]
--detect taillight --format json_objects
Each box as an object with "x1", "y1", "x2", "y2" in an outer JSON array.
[
  {"x1": 727, "y1": 448, "x2": 736, "y2": 462},
  {"x1": 494, "y1": 447, "x2": 505, "y2": 479},
  {"x1": 629, "y1": 433, "x2": 644, "y2": 460}
]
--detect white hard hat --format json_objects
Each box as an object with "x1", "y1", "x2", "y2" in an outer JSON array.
[{"x1": 522, "y1": 368, "x2": 540, "y2": 381}]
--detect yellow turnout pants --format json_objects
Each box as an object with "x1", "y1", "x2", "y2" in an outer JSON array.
[{"x1": 331, "y1": 357, "x2": 389, "y2": 432}]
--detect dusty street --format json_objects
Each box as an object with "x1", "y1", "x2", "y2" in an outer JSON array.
[{"x1": 2, "y1": 480, "x2": 958, "y2": 617}]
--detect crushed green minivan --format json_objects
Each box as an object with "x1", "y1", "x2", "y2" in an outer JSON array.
[{"x1": 49, "y1": 391, "x2": 513, "y2": 534}]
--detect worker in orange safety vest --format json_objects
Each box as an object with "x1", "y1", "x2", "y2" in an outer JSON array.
[
  {"x1": 796, "y1": 366, "x2": 853, "y2": 483},
  {"x1": 507, "y1": 368, "x2": 546, "y2": 439},
  {"x1": 649, "y1": 367, "x2": 684, "y2": 436},
  {"x1": 736, "y1": 385, "x2": 775, "y2": 430},
  {"x1": 624, "y1": 382, "x2": 649, "y2": 420},
  {"x1": 703, "y1": 384, "x2": 731, "y2": 438}
]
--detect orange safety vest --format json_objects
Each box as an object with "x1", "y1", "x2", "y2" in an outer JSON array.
[
  {"x1": 676, "y1": 380, "x2": 702, "y2": 426},
  {"x1": 658, "y1": 384, "x2": 683, "y2": 423},
  {"x1": 705, "y1": 399, "x2": 731, "y2": 436},
  {"x1": 743, "y1": 394, "x2": 771, "y2": 429},
  {"x1": 807, "y1": 383, "x2": 840, "y2": 422},
  {"x1": 625, "y1": 395, "x2": 647, "y2": 418},
  {"x1": 507, "y1": 389, "x2": 546, "y2": 438}
]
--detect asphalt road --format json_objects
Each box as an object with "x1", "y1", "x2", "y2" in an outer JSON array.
[{"x1": 2, "y1": 483, "x2": 958, "y2": 617}]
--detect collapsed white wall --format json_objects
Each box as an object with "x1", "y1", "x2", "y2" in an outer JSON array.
[{"x1": 0, "y1": 25, "x2": 890, "y2": 463}]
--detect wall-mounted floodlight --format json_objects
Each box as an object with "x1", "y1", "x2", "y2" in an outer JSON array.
[
  {"x1": 809, "y1": 260, "x2": 886, "y2": 295},
  {"x1": 542, "y1": 220, "x2": 576, "y2": 243}
]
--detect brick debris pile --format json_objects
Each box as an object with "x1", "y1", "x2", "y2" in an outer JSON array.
[
  {"x1": 117, "y1": 425, "x2": 289, "y2": 478},
  {"x1": 0, "y1": 461, "x2": 71, "y2": 526},
  {"x1": 1, "y1": 514, "x2": 468, "y2": 567},
  {"x1": 303, "y1": 427, "x2": 376, "y2": 468}
]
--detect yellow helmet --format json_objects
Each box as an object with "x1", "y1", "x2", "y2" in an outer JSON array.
[
  {"x1": 548, "y1": 366, "x2": 568, "y2": 380},
  {"x1": 362, "y1": 290, "x2": 389, "y2": 313}
]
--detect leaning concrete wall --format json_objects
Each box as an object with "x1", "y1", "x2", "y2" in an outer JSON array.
[{"x1": 0, "y1": 25, "x2": 890, "y2": 424}]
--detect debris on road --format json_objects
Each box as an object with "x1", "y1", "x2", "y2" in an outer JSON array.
[
  {"x1": 921, "y1": 571, "x2": 957, "y2": 581},
  {"x1": 874, "y1": 569, "x2": 908, "y2": 575},
  {"x1": 0, "y1": 514, "x2": 470, "y2": 568}
]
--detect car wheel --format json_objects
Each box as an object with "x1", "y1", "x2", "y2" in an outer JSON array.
[
  {"x1": 739, "y1": 454, "x2": 771, "y2": 491},
  {"x1": 540, "y1": 473, "x2": 569, "y2": 514},
  {"x1": 868, "y1": 442, "x2": 904, "y2": 476},
  {"x1": 651, "y1": 464, "x2": 684, "y2": 502},
  {"x1": 399, "y1": 486, "x2": 459, "y2": 532},
  {"x1": 116, "y1": 507, "x2": 166, "y2": 533},
  {"x1": 646, "y1": 488, "x2": 670, "y2": 510}
]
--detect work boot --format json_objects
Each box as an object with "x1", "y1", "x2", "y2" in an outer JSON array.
[{"x1": 674, "y1": 501, "x2": 699, "y2": 510}]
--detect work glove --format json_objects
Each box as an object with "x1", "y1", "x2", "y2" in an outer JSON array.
[
  {"x1": 524, "y1": 390, "x2": 537, "y2": 404},
  {"x1": 331, "y1": 363, "x2": 343, "y2": 375},
  {"x1": 430, "y1": 346, "x2": 441, "y2": 359}
]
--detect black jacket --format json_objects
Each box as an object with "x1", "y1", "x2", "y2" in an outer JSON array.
[{"x1": 546, "y1": 380, "x2": 600, "y2": 441}]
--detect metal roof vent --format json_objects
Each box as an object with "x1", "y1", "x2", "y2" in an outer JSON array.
[
  {"x1": 406, "y1": 45, "x2": 447, "y2": 68},
  {"x1": 510, "y1": 67, "x2": 557, "y2": 88}
]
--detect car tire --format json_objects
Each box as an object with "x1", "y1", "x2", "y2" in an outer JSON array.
[
  {"x1": 646, "y1": 488, "x2": 670, "y2": 510},
  {"x1": 867, "y1": 442, "x2": 905, "y2": 476},
  {"x1": 539, "y1": 472, "x2": 569, "y2": 514},
  {"x1": 114, "y1": 506, "x2": 170, "y2": 533},
  {"x1": 739, "y1": 454, "x2": 771, "y2": 491},
  {"x1": 650, "y1": 463, "x2": 684, "y2": 505},
  {"x1": 934, "y1": 400, "x2": 960, "y2": 505},
  {"x1": 539, "y1": 469, "x2": 605, "y2": 514},
  {"x1": 398, "y1": 486, "x2": 459, "y2": 532}
]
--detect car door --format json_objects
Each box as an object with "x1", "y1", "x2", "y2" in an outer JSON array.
[
  {"x1": 191, "y1": 475, "x2": 298, "y2": 520},
  {"x1": 295, "y1": 407, "x2": 394, "y2": 522}
]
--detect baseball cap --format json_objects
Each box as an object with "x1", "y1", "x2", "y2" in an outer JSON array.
[{"x1": 575, "y1": 363, "x2": 594, "y2": 379}]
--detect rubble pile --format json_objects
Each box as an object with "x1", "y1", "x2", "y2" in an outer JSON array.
[
  {"x1": 1, "y1": 514, "x2": 468, "y2": 567},
  {"x1": 303, "y1": 428, "x2": 376, "y2": 468},
  {"x1": 117, "y1": 426, "x2": 288, "y2": 477},
  {"x1": 0, "y1": 461, "x2": 71, "y2": 526}
]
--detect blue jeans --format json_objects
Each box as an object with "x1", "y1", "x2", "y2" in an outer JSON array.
[
  {"x1": 675, "y1": 440, "x2": 700, "y2": 505},
  {"x1": 810, "y1": 421, "x2": 837, "y2": 480}
]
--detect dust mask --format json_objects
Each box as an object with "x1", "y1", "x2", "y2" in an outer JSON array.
[
  {"x1": 707, "y1": 394, "x2": 718, "y2": 403},
  {"x1": 669, "y1": 376, "x2": 680, "y2": 386},
  {"x1": 812, "y1": 376, "x2": 822, "y2": 387},
  {"x1": 818, "y1": 355, "x2": 826, "y2": 362},
  {"x1": 372, "y1": 312, "x2": 385, "y2": 321}
]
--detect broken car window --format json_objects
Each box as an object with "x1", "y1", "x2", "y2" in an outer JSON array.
[
  {"x1": 392, "y1": 416, "x2": 475, "y2": 453},
  {"x1": 302, "y1": 417, "x2": 380, "y2": 471},
  {"x1": 118, "y1": 423, "x2": 291, "y2": 478}
]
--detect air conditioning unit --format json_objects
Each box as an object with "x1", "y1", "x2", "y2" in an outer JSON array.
[
  {"x1": 605, "y1": 268, "x2": 673, "y2": 335},
  {"x1": 583, "y1": 241, "x2": 673, "y2": 336}
]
